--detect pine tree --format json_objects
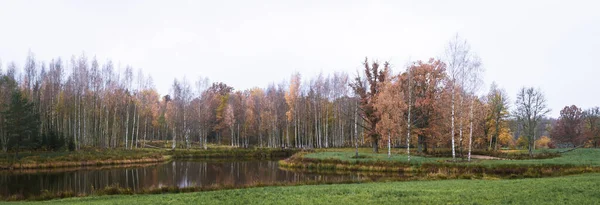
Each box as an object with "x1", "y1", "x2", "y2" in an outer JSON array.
[{"x1": 4, "y1": 89, "x2": 40, "y2": 157}]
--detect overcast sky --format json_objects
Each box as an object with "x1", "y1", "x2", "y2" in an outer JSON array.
[{"x1": 0, "y1": 0, "x2": 598, "y2": 117}]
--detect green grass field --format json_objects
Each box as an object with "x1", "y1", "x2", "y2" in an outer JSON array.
[
  {"x1": 7, "y1": 173, "x2": 600, "y2": 204},
  {"x1": 304, "y1": 148, "x2": 600, "y2": 167}
]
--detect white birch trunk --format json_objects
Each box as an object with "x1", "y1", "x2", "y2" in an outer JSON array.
[
  {"x1": 468, "y1": 98, "x2": 474, "y2": 162},
  {"x1": 451, "y1": 85, "x2": 456, "y2": 161},
  {"x1": 131, "y1": 104, "x2": 137, "y2": 149},
  {"x1": 407, "y1": 67, "x2": 412, "y2": 162},
  {"x1": 387, "y1": 132, "x2": 391, "y2": 158},
  {"x1": 125, "y1": 103, "x2": 130, "y2": 149}
]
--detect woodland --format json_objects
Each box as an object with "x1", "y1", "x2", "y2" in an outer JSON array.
[{"x1": 0, "y1": 36, "x2": 598, "y2": 160}]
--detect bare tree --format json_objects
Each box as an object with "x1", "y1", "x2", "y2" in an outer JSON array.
[{"x1": 514, "y1": 87, "x2": 550, "y2": 157}]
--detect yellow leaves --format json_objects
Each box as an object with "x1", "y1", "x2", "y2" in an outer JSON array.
[
  {"x1": 498, "y1": 126, "x2": 514, "y2": 147},
  {"x1": 516, "y1": 136, "x2": 529, "y2": 149},
  {"x1": 284, "y1": 73, "x2": 301, "y2": 121},
  {"x1": 536, "y1": 136, "x2": 553, "y2": 149}
]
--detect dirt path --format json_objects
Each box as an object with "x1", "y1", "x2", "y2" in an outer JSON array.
[{"x1": 470, "y1": 155, "x2": 506, "y2": 160}]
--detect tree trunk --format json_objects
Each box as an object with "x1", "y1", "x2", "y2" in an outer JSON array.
[
  {"x1": 135, "y1": 108, "x2": 140, "y2": 148},
  {"x1": 203, "y1": 128, "x2": 207, "y2": 150},
  {"x1": 354, "y1": 102, "x2": 359, "y2": 158},
  {"x1": 112, "y1": 106, "x2": 117, "y2": 148},
  {"x1": 286, "y1": 123, "x2": 290, "y2": 148},
  {"x1": 231, "y1": 125, "x2": 235, "y2": 147},
  {"x1": 371, "y1": 136, "x2": 378, "y2": 153},
  {"x1": 125, "y1": 102, "x2": 130, "y2": 149},
  {"x1": 468, "y1": 98, "x2": 474, "y2": 162},
  {"x1": 172, "y1": 126, "x2": 176, "y2": 150},
  {"x1": 529, "y1": 128, "x2": 535, "y2": 158},
  {"x1": 407, "y1": 68, "x2": 412, "y2": 162},
  {"x1": 451, "y1": 85, "x2": 456, "y2": 161},
  {"x1": 131, "y1": 104, "x2": 137, "y2": 149},
  {"x1": 143, "y1": 117, "x2": 147, "y2": 148},
  {"x1": 325, "y1": 105, "x2": 329, "y2": 148},
  {"x1": 387, "y1": 132, "x2": 391, "y2": 158}
]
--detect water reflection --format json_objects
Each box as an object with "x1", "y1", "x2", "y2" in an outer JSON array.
[{"x1": 0, "y1": 160, "x2": 363, "y2": 197}]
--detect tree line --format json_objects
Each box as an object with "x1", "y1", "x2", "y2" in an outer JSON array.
[{"x1": 0, "y1": 36, "x2": 598, "y2": 160}]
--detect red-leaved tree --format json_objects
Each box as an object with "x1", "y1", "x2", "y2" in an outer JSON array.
[{"x1": 551, "y1": 105, "x2": 584, "y2": 147}]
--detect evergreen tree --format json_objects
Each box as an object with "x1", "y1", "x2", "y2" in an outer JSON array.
[{"x1": 3, "y1": 89, "x2": 40, "y2": 156}]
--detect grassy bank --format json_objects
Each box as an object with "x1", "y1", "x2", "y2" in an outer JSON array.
[
  {"x1": 303, "y1": 148, "x2": 600, "y2": 166},
  {"x1": 0, "y1": 149, "x2": 166, "y2": 169},
  {"x1": 279, "y1": 149, "x2": 600, "y2": 177},
  {"x1": 0, "y1": 147, "x2": 299, "y2": 169},
  {"x1": 168, "y1": 148, "x2": 298, "y2": 159},
  {"x1": 7, "y1": 173, "x2": 600, "y2": 204}
]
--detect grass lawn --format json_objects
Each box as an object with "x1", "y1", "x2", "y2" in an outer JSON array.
[
  {"x1": 7, "y1": 173, "x2": 600, "y2": 204},
  {"x1": 304, "y1": 148, "x2": 600, "y2": 167}
]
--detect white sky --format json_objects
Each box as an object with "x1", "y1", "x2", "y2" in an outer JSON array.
[{"x1": 0, "y1": 0, "x2": 598, "y2": 117}]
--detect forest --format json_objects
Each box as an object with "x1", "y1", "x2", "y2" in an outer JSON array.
[{"x1": 0, "y1": 36, "x2": 598, "y2": 160}]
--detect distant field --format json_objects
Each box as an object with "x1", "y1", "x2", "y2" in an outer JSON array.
[{"x1": 8, "y1": 173, "x2": 600, "y2": 205}]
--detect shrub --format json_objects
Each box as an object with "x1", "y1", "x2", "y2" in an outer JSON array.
[
  {"x1": 536, "y1": 136, "x2": 552, "y2": 149},
  {"x1": 516, "y1": 136, "x2": 529, "y2": 149}
]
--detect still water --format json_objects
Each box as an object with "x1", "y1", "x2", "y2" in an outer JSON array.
[{"x1": 0, "y1": 159, "x2": 366, "y2": 197}]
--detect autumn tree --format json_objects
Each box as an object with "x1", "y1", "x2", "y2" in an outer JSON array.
[
  {"x1": 350, "y1": 58, "x2": 389, "y2": 153},
  {"x1": 486, "y1": 82, "x2": 510, "y2": 150},
  {"x1": 583, "y1": 107, "x2": 600, "y2": 147},
  {"x1": 375, "y1": 76, "x2": 406, "y2": 158},
  {"x1": 246, "y1": 88, "x2": 265, "y2": 147},
  {"x1": 551, "y1": 105, "x2": 584, "y2": 147},
  {"x1": 285, "y1": 73, "x2": 301, "y2": 148},
  {"x1": 400, "y1": 59, "x2": 446, "y2": 153},
  {"x1": 207, "y1": 82, "x2": 233, "y2": 145}
]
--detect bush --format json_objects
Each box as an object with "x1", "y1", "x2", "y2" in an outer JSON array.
[
  {"x1": 516, "y1": 136, "x2": 529, "y2": 149},
  {"x1": 67, "y1": 138, "x2": 76, "y2": 151},
  {"x1": 536, "y1": 136, "x2": 553, "y2": 149},
  {"x1": 42, "y1": 131, "x2": 65, "y2": 151}
]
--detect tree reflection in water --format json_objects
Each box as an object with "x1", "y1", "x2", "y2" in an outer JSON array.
[{"x1": 0, "y1": 159, "x2": 372, "y2": 198}]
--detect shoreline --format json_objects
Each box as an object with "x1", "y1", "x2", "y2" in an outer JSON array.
[
  {"x1": 0, "y1": 148, "x2": 299, "y2": 170},
  {"x1": 6, "y1": 173, "x2": 600, "y2": 204},
  {"x1": 279, "y1": 149, "x2": 600, "y2": 176}
]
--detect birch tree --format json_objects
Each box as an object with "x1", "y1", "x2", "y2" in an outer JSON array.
[
  {"x1": 285, "y1": 73, "x2": 301, "y2": 148},
  {"x1": 445, "y1": 34, "x2": 480, "y2": 161}
]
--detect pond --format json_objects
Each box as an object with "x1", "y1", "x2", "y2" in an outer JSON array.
[{"x1": 0, "y1": 159, "x2": 381, "y2": 198}]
